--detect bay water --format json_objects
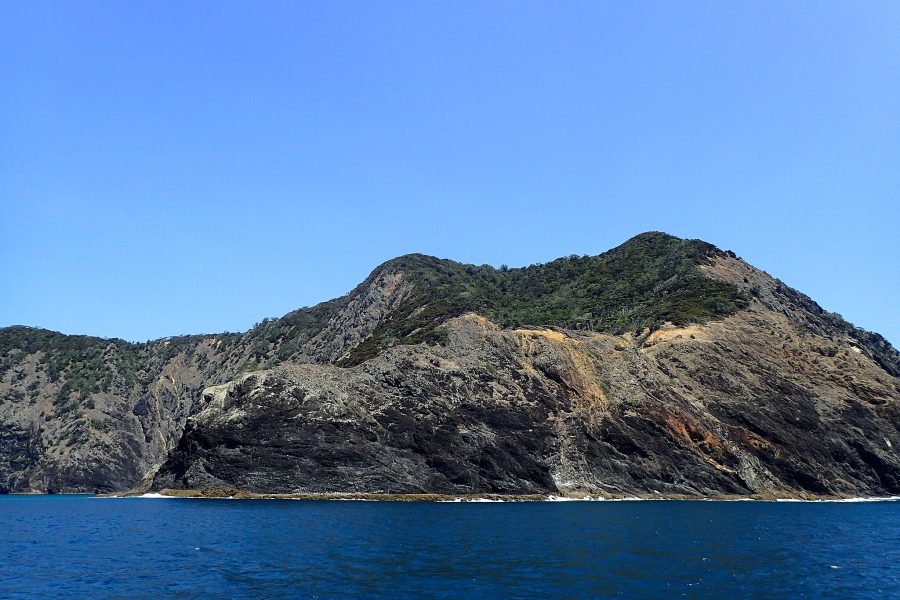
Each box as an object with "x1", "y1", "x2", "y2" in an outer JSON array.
[{"x1": 2, "y1": 495, "x2": 898, "y2": 598}]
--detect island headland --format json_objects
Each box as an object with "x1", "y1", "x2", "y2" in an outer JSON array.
[{"x1": 2, "y1": 232, "x2": 898, "y2": 500}]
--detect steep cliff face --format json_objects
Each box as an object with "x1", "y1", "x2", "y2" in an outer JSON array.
[
  {"x1": 148, "y1": 308, "x2": 899, "y2": 498},
  {"x1": 0, "y1": 263, "x2": 414, "y2": 492},
  {"x1": 2, "y1": 232, "x2": 897, "y2": 496},
  {"x1": 0, "y1": 332, "x2": 242, "y2": 492}
]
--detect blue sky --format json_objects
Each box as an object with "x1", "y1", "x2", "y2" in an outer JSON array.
[{"x1": 2, "y1": 2, "x2": 898, "y2": 344}]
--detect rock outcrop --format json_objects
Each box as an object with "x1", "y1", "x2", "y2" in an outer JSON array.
[{"x1": 149, "y1": 307, "x2": 900, "y2": 498}]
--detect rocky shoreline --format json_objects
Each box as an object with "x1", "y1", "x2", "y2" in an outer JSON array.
[{"x1": 92, "y1": 488, "x2": 900, "y2": 502}]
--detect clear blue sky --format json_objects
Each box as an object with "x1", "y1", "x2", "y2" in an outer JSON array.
[{"x1": 2, "y1": 2, "x2": 898, "y2": 344}]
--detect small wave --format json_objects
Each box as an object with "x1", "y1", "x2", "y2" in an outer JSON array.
[
  {"x1": 438, "y1": 495, "x2": 650, "y2": 502},
  {"x1": 775, "y1": 497, "x2": 900, "y2": 503},
  {"x1": 546, "y1": 495, "x2": 647, "y2": 502},
  {"x1": 437, "y1": 498, "x2": 506, "y2": 503}
]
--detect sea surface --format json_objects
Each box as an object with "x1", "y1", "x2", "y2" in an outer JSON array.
[{"x1": 1, "y1": 495, "x2": 898, "y2": 599}]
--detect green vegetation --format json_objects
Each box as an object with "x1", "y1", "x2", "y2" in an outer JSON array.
[
  {"x1": 241, "y1": 357, "x2": 264, "y2": 372},
  {"x1": 339, "y1": 233, "x2": 750, "y2": 365},
  {"x1": 818, "y1": 345, "x2": 840, "y2": 358},
  {"x1": 243, "y1": 298, "x2": 348, "y2": 364},
  {"x1": 0, "y1": 327, "x2": 143, "y2": 392},
  {"x1": 0, "y1": 325, "x2": 253, "y2": 410}
]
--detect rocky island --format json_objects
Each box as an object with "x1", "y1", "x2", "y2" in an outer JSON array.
[{"x1": 1, "y1": 232, "x2": 898, "y2": 499}]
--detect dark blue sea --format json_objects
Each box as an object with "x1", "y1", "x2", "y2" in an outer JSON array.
[{"x1": 2, "y1": 496, "x2": 899, "y2": 599}]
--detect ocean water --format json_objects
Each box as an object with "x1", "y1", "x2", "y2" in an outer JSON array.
[{"x1": 1, "y1": 496, "x2": 898, "y2": 599}]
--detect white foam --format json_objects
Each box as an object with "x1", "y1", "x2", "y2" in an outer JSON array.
[
  {"x1": 832, "y1": 496, "x2": 900, "y2": 503},
  {"x1": 546, "y1": 495, "x2": 645, "y2": 501},
  {"x1": 438, "y1": 495, "x2": 650, "y2": 502},
  {"x1": 331, "y1": 498, "x2": 377, "y2": 501},
  {"x1": 775, "y1": 497, "x2": 900, "y2": 503},
  {"x1": 701, "y1": 498, "x2": 755, "y2": 502},
  {"x1": 437, "y1": 497, "x2": 506, "y2": 503},
  {"x1": 100, "y1": 492, "x2": 175, "y2": 499},
  {"x1": 107, "y1": 493, "x2": 900, "y2": 502}
]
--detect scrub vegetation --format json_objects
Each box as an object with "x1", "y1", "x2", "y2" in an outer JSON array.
[{"x1": 340, "y1": 232, "x2": 750, "y2": 365}]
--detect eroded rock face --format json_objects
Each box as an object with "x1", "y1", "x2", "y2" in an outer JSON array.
[
  {"x1": 150, "y1": 312, "x2": 900, "y2": 497},
  {"x1": 0, "y1": 272, "x2": 414, "y2": 493},
  {"x1": 0, "y1": 337, "x2": 242, "y2": 493},
  {"x1": 151, "y1": 318, "x2": 560, "y2": 495}
]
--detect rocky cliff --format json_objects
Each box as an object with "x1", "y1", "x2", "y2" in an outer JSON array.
[{"x1": 2, "y1": 232, "x2": 898, "y2": 497}]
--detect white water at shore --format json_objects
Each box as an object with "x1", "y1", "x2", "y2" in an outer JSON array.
[
  {"x1": 774, "y1": 496, "x2": 900, "y2": 503},
  {"x1": 439, "y1": 495, "x2": 900, "y2": 503},
  {"x1": 107, "y1": 493, "x2": 900, "y2": 502}
]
